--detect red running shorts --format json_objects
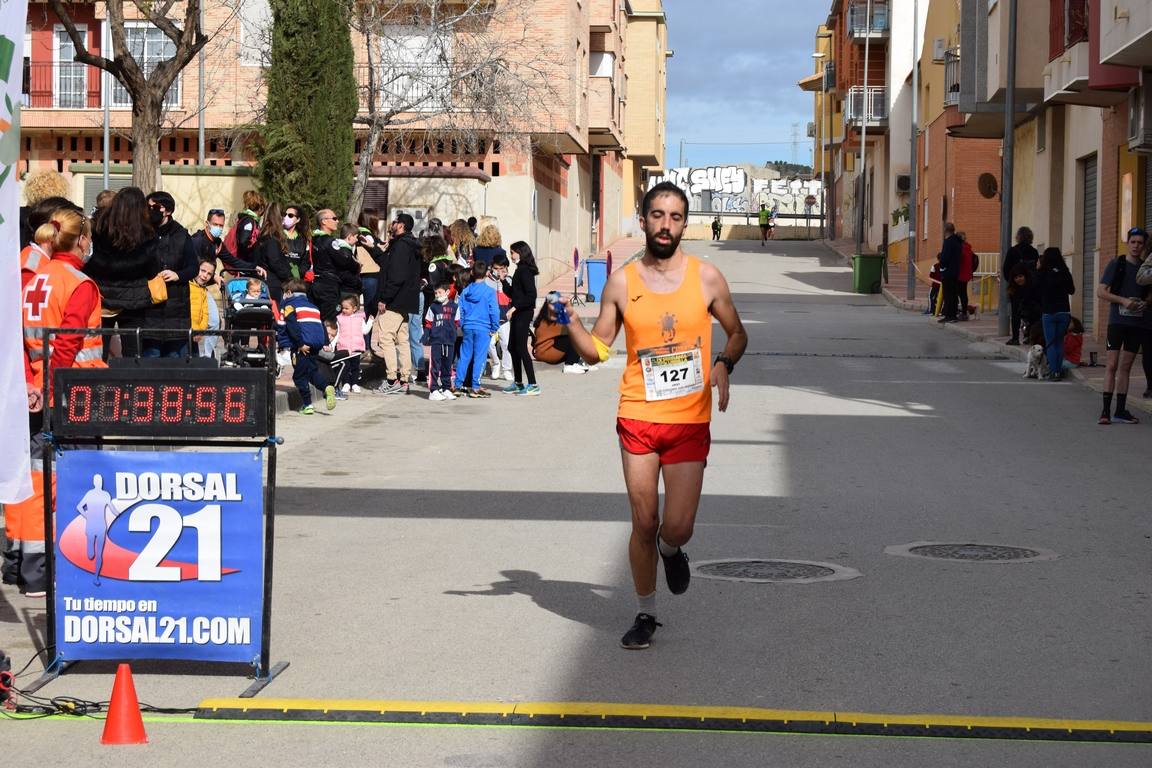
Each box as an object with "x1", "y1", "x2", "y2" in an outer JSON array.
[{"x1": 616, "y1": 417, "x2": 711, "y2": 465}]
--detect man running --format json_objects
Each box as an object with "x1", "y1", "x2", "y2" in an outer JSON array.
[
  {"x1": 758, "y1": 203, "x2": 770, "y2": 246},
  {"x1": 565, "y1": 181, "x2": 748, "y2": 649},
  {"x1": 77, "y1": 474, "x2": 118, "y2": 585}
]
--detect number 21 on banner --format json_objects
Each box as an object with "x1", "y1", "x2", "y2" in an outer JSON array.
[{"x1": 127, "y1": 504, "x2": 222, "y2": 582}]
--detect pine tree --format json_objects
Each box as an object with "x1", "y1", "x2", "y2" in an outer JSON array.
[{"x1": 257, "y1": 0, "x2": 358, "y2": 216}]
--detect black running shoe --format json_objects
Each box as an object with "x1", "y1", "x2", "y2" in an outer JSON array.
[
  {"x1": 1113, "y1": 410, "x2": 1140, "y2": 425},
  {"x1": 620, "y1": 613, "x2": 662, "y2": 650},
  {"x1": 662, "y1": 547, "x2": 691, "y2": 594}
]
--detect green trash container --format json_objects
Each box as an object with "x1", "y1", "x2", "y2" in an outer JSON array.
[{"x1": 852, "y1": 253, "x2": 885, "y2": 294}]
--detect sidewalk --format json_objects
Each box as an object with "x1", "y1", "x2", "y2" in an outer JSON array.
[
  {"x1": 822, "y1": 238, "x2": 1152, "y2": 416},
  {"x1": 539, "y1": 235, "x2": 646, "y2": 324}
]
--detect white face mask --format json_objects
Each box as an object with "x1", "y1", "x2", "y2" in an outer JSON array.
[{"x1": 80, "y1": 237, "x2": 94, "y2": 264}]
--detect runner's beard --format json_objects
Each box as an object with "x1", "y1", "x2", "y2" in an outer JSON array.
[{"x1": 647, "y1": 229, "x2": 680, "y2": 259}]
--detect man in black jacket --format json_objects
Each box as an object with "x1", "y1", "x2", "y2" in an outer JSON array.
[
  {"x1": 310, "y1": 209, "x2": 357, "y2": 321},
  {"x1": 191, "y1": 207, "x2": 264, "y2": 276},
  {"x1": 145, "y1": 191, "x2": 199, "y2": 356},
  {"x1": 937, "y1": 222, "x2": 963, "y2": 323},
  {"x1": 1001, "y1": 226, "x2": 1039, "y2": 344},
  {"x1": 371, "y1": 213, "x2": 422, "y2": 393}
]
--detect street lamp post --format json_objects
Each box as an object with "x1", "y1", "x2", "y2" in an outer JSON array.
[
  {"x1": 815, "y1": 31, "x2": 833, "y2": 240},
  {"x1": 997, "y1": 0, "x2": 1018, "y2": 336},
  {"x1": 908, "y1": 0, "x2": 919, "y2": 300},
  {"x1": 855, "y1": 0, "x2": 874, "y2": 255},
  {"x1": 812, "y1": 51, "x2": 826, "y2": 241}
]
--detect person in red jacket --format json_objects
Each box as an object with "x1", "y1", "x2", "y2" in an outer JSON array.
[
  {"x1": 7, "y1": 208, "x2": 106, "y2": 598},
  {"x1": 957, "y1": 231, "x2": 979, "y2": 322}
]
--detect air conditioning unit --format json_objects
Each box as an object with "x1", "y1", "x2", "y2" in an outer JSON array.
[
  {"x1": 932, "y1": 38, "x2": 947, "y2": 63},
  {"x1": 807, "y1": 121, "x2": 816, "y2": 138},
  {"x1": 1129, "y1": 82, "x2": 1152, "y2": 155},
  {"x1": 896, "y1": 174, "x2": 911, "y2": 193}
]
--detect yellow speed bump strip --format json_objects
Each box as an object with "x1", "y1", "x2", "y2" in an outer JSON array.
[{"x1": 196, "y1": 699, "x2": 1152, "y2": 743}]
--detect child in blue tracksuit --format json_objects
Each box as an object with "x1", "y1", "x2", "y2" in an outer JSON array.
[
  {"x1": 423, "y1": 282, "x2": 459, "y2": 400},
  {"x1": 453, "y1": 262, "x2": 500, "y2": 397},
  {"x1": 281, "y1": 279, "x2": 336, "y2": 414}
]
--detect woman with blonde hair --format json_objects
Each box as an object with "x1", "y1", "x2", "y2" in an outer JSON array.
[
  {"x1": 447, "y1": 219, "x2": 474, "y2": 266},
  {"x1": 19, "y1": 170, "x2": 71, "y2": 246},
  {"x1": 473, "y1": 223, "x2": 506, "y2": 267}
]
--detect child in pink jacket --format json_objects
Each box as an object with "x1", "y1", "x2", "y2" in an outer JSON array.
[{"x1": 334, "y1": 295, "x2": 368, "y2": 394}]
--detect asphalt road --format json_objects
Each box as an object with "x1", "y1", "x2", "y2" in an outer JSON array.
[{"x1": 4, "y1": 238, "x2": 1150, "y2": 766}]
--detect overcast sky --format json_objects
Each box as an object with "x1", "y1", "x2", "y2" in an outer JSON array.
[{"x1": 662, "y1": 1, "x2": 829, "y2": 170}]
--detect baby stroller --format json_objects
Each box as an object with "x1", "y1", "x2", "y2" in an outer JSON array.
[{"x1": 222, "y1": 271, "x2": 278, "y2": 370}]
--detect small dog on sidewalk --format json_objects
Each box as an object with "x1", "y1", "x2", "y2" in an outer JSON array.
[{"x1": 1024, "y1": 344, "x2": 1049, "y2": 379}]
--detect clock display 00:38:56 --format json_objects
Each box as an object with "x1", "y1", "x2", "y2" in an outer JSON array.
[{"x1": 62, "y1": 383, "x2": 254, "y2": 425}]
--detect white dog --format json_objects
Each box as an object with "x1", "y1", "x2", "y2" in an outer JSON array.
[{"x1": 1024, "y1": 344, "x2": 1049, "y2": 379}]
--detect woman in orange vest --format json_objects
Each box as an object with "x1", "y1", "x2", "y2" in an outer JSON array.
[{"x1": 6, "y1": 208, "x2": 105, "y2": 598}]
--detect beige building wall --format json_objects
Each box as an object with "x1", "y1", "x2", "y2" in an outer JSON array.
[
  {"x1": 67, "y1": 167, "x2": 257, "y2": 233},
  {"x1": 600, "y1": 156, "x2": 624, "y2": 247},
  {"x1": 621, "y1": 157, "x2": 642, "y2": 236},
  {"x1": 985, "y1": 0, "x2": 1048, "y2": 99},
  {"x1": 383, "y1": 177, "x2": 487, "y2": 228}
]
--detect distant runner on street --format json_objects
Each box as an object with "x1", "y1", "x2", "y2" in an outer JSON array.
[
  {"x1": 565, "y1": 181, "x2": 748, "y2": 649},
  {"x1": 758, "y1": 203, "x2": 771, "y2": 246}
]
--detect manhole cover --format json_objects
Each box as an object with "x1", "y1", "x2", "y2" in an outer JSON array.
[
  {"x1": 693, "y1": 559, "x2": 861, "y2": 584},
  {"x1": 885, "y1": 542, "x2": 1057, "y2": 563}
]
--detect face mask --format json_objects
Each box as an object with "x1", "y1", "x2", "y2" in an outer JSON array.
[
  {"x1": 283, "y1": 216, "x2": 296, "y2": 229},
  {"x1": 209, "y1": 225, "x2": 223, "y2": 239},
  {"x1": 82, "y1": 238, "x2": 94, "y2": 264},
  {"x1": 149, "y1": 209, "x2": 164, "y2": 227}
]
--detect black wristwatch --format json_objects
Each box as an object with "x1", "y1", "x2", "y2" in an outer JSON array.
[{"x1": 714, "y1": 355, "x2": 735, "y2": 375}]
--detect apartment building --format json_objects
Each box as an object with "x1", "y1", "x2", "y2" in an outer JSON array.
[
  {"x1": 910, "y1": 0, "x2": 1001, "y2": 271},
  {"x1": 619, "y1": 0, "x2": 668, "y2": 236},
  {"x1": 19, "y1": 0, "x2": 666, "y2": 284},
  {"x1": 811, "y1": 0, "x2": 892, "y2": 249},
  {"x1": 952, "y1": 0, "x2": 1144, "y2": 334},
  {"x1": 805, "y1": 0, "x2": 1151, "y2": 335}
]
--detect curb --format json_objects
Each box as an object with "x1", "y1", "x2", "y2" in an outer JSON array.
[{"x1": 877, "y1": 280, "x2": 1152, "y2": 416}]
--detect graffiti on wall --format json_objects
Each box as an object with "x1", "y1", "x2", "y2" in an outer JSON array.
[{"x1": 648, "y1": 167, "x2": 823, "y2": 214}]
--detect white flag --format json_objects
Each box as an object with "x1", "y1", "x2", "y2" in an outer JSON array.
[{"x1": 0, "y1": 0, "x2": 31, "y2": 503}]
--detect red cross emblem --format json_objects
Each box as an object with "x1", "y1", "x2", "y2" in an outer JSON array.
[{"x1": 23, "y1": 274, "x2": 52, "y2": 321}]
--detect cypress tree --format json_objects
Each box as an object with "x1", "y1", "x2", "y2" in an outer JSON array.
[{"x1": 257, "y1": 0, "x2": 358, "y2": 215}]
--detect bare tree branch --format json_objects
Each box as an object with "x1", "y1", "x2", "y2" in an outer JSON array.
[{"x1": 345, "y1": 0, "x2": 559, "y2": 216}]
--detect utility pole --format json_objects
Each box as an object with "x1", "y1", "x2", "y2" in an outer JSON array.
[
  {"x1": 907, "y1": 0, "x2": 919, "y2": 300},
  {"x1": 791, "y1": 122, "x2": 800, "y2": 167},
  {"x1": 679, "y1": 139, "x2": 685, "y2": 168},
  {"x1": 998, "y1": 0, "x2": 1017, "y2": 335},
  {"x1": 197, "y1": 0, "x2": 206, "y2": 165},
  {"x1": 855, "y1": 0, "x2": 873, "y2": 255}
]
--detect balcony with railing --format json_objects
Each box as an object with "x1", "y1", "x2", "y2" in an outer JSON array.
[
  {"x1": 1048, "y1": 0, "x2": 1088, "y2": 62},
  {"x1": 943, "y1": 49, "x2": 960, "y2": 106},
  {"x1": 847, "y1": 1, "x2": 889, "y2": 41},
  {"x1": 844, "y1": 85, "x2": 887, "y2": 127},
  {"x1": 356, "y1": 63, "x2": 467, "y2": 114},
  {"x1": 22, "y1": 60, "x2": 180, "y2": 111}
]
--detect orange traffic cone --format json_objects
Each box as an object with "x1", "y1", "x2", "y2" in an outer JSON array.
[{"x1": 101, "y1": 663, "x2": 147, "y2": 745}]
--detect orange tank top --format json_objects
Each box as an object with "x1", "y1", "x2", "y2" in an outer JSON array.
[{"x1": 618, "y1": 256, "x2": 712, "y2": 424}]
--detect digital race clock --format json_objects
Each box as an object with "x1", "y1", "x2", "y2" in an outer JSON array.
[{"x1": 52, "y1": 368, "x2": 270, "y2": 438}]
